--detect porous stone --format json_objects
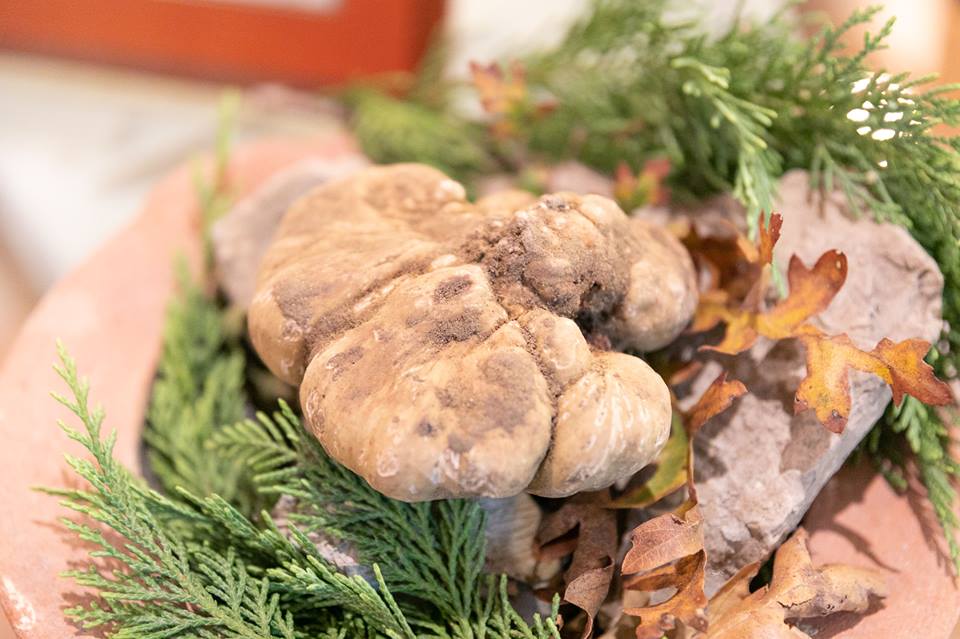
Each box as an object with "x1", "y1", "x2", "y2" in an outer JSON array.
[
  {"x1": 670, "y1": 170, "x2": 944, "y2": 593},
  {"x1": 212, "y1": 154, "x2": 369, "y2": 306}
]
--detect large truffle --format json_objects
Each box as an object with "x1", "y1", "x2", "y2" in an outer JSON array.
[{"x1": 249, "y1": 164, "x2": 696, "y2": 501}]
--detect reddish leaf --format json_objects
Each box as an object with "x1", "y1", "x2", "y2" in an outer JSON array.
[
  {"x1": 735, "y1": 212, "x2": 782, "y2": 268},
  {"x1": 614, "y1": 158, "x2": 672, "y2": 210},
  {"x1": 872, "y1": 337, "x2": 954, "y2": 406},
  {"x1": 757, "y1": 213, "x2": 782, "y2": 267},
  {"x1": 469, "y1": 60, "x2": 527, "y2": 116}
]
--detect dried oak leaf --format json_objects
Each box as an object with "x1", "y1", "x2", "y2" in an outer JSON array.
[
  {"x1": 706, "y1": 528, "x2": 887, "y2": 639},
  {"x1": 795, "y1": 334, "x2": 953, "y2": 432},
  {"x1": 249, "y1": 164, "x2": 699, "y2": 501},
  {"x1": 686, "y1": 372, "x2": 748, "y2": 435},
  {"x1": 686, "y1": 211, "x2": 950, "y2": 432},
  {"x1": 681, "y1": 213, "x2": 779, "y2": 303},
  {"x1": 621, "y1": 501, "x2": 708, "y2": 639},
  {"x1": 537, "y1": 492, "x2": 619, "y2": 638},
  {"x1": 620, "y1": 373, "x2": 744, "y2": 638},
  {"x1": 694, "y1": 249, "x2": 846, "y2": 354}
]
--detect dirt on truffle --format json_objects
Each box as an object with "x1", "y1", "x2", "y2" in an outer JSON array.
[{"x1": 248, "y1": 163, "x2": 696, "y2": 501}]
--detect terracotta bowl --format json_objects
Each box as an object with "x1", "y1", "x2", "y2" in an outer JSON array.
[
  {"x1": 0, "y1": 135, "x2": 355, "y2": 638},
  {"x1": 0, "y1": 136, "x2": 956, "y2": 638}
]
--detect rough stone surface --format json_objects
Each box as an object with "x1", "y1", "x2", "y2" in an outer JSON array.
[
  {"x1": 212, "y1": 154, "x2": 369, "y2": 306},
  {"x1": 670, "y1": 170, "x2": 945, "y2": 593}
]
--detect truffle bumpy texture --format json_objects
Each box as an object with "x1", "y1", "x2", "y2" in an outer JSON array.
[{"x1": 249, "y1": 164, "x2": 697, "y2": 501}]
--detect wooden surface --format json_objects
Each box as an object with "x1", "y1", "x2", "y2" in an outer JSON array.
[{"x1": 0, "y1": 0, "x2": 444, "y2": 86}]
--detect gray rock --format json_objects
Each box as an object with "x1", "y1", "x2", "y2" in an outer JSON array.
[
  {"x1": 271, "y1": 495, "x2": 372, "y2": 581},
  {"x1": 675, "y1": 170, "x2": 944, "y2": 593},
  {"x1": 212, "y1": 154, "x2": 369, "y2": 306}
]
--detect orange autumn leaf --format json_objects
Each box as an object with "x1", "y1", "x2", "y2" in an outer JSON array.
[
  {"x1": 469, "y1": 60, "x2": 527, "y2": 116},
  {"x1": 756, "y1": 213, "x2": 782, "y2": 267},
  {"x1": 685, "y1": 207, "x2": 951, "y2": 432},
  {"x1": 736, "y1": 212, "x2": 782, "y2": 267},
  {"x1": 872, "y1": 337, "x2": 954, "y2": 406},
  {"x1": 757, "y1": 250, "x2": 847, "y2": 339},
  {"x1": 687, "y1": 289, "x2": 731, "y2": 334},
  {"x1": 700, "y1": 249, "x2": 847, "y2": 355},
  {"x1": 795, "y1": 334, "x2": 952, "y2": 433},
  {"x1": 687, "y1": 372, "x2": 748, "y2": 434}
]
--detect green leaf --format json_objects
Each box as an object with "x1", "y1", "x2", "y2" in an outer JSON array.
[{"x1": 610, "y1": 412, "x2": 688, "y2": 509}]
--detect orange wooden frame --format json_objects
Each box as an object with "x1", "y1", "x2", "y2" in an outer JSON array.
[{"x1": 0, "y1": 0, "x2": 445, "y2": 86}]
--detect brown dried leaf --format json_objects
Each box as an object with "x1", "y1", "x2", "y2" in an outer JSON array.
[
  {"x1": 621, "y1": 501, "x2": 708, "y2": 639},
  {"x1": 707, "y1": 529, "x2": 887, "y2": 639},
  {"x1": 622, "y1": 504, "x2": 704, "y2": 575},
  {"x1": 618, "y1": 371, "x2": 743, "y2": 637},
  {"x1": 706, "y1": 561, "x2": 760, "y2": 624},
  {"x1": 756, "y1": 213, "x2": 782, "y2": 267},
  {"x1": 872, "y1": 337, "x2": 954, "y2": 406},
  {"x1": 537, "y1": 492, "x2": 618, "y2": 638},
  {"x1": 733, "y1": 212, "x2": 782, "y2": 270},
  {"x1": 686, "y1": 372, "x2": 748, "y2": 435},
  {"x1": 687, "y1": 211, "x2": 950, "y2": 432}
]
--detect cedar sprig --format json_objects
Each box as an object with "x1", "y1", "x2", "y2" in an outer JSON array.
[{"x1": 213, "y1": 403, "x2": 562, "y2": 639}]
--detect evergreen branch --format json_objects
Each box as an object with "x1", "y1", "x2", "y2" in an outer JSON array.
[
  {"x1": 349, "y1": 89, "x2": 494, "y2": 184},
  {"x1": 216, "y1": 403, "x2": 561, "y2": 639},
  {"x1": 143, "y1": 264, "x2": 253, "y2": 514},
  {"x1": 49, "y1": 344, "x2": 297, "y2": 638}
]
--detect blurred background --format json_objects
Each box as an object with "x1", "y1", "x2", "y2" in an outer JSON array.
[
  {"x1": 0, "y1": 0, "x2": 957, "y2": 359},
  {"x1": 0, "y1": 0, "x2": 957, "y2": 636}
]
